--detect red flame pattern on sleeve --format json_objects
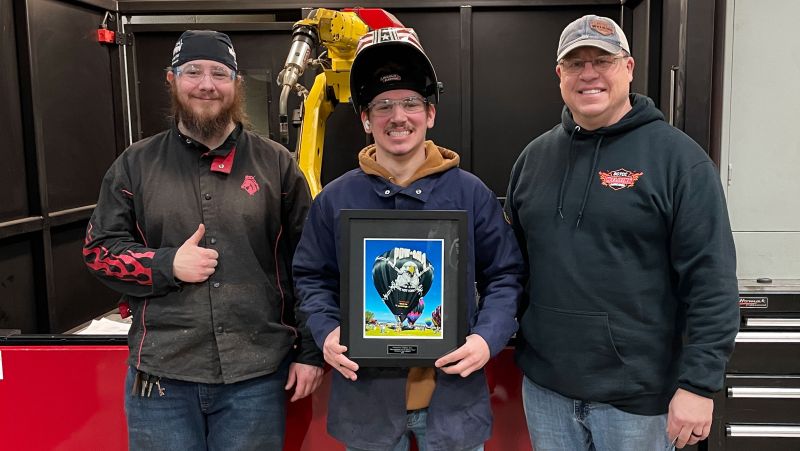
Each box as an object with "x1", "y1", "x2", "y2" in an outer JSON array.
[{"x1": 84, "y1": 224, "x2": 155, "y2": 285}]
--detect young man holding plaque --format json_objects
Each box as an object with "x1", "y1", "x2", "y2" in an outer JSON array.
[{"x1": 293, "y1": 27, "x2": 525, "y2": 451}]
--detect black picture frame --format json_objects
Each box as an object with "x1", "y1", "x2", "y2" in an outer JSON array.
[{"x1": 339, "y1": 209, "x2": 468, "y2": 367}]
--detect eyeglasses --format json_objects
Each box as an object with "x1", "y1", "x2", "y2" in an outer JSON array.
[
  {"x1": 559, "y1": 55, "x2": 627, "y2": 74},
  {"x1": 173, "y1": 64, "x2": 236, "y2": 84},
  {"x1": 367, "y1": 96, "x2": 428, "y2": 117}
]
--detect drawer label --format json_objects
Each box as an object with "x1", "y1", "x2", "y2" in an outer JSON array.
[{"x1": 739, "y1": 296, "x2": 768, "y2": 309}]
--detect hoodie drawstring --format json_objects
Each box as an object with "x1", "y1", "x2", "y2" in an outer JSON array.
[
  {"x1": 575, "y1": 136, "x2": 603, "y2": 229},
  {"x1": 557, "y1": 126, "x2": 580, "y2": 219}
]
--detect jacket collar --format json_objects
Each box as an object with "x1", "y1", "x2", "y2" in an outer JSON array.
[
  {"x1": 359, "y1": 141, "x2": 460, "y2": 203},
  {"x1": 358, "y1": 140, "x2": 459, "y2": 187},
  {"x1": 173, "y1": 122, "x2": 243, "y2": 174}
]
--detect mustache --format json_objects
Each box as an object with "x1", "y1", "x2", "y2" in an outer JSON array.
[{"x1": 385, "y1": 124, "x2": 414, "y2": 131}]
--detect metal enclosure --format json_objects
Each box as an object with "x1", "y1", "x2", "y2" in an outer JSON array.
[
  {"x1": 0, "y1": 1, "x2": 747, "y2": 449},
  {"x1": 120, "y1": 3, "x2": 630, "y2": 199},
  {"x1": 1, "y1": 0, "x2": 724, "y2": 340},
  {"x1": 1, "y1": 0, "x2": 121, "y2": 334},
  {"x1": 720, "y1": 0, "x2": 800, "y2": 279}
]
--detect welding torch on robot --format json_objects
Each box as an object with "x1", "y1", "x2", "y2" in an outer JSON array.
[
  {"x1": 274, "y1": 8, "x2": 407, "y2": 197},
  {"x1": 276, "y1": 21, "x2": 316, "y2": 145},
  {"x1": 276, "y1": 8, "x2": 378, "y2": 147}
]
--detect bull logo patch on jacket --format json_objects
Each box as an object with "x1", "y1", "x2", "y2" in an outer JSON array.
[
  {"x1": 241, "y1": 175, "x2": 260, "y2": 196},
  {"x1": 598, "y1": 168, "x2": 644, "y2": 191}
]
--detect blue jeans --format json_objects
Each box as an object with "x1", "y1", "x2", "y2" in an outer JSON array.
[
  {"x1": 124, "y1": 359, "x2": 289, "y2": 451},
  {"x1": 523, "y1": 377, "x2": 673, "y2": 451},
  {"x1": 346, "y1": 408, "x2": 485, "y2": 451}
]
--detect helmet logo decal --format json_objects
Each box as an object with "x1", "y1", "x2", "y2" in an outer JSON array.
[
  {"x1": 598, "y1": 168, "x2": 644, "y2": 190},
  {"x1": 241, "y1": 175, "x2": 260, "y2": 196},
  {"x1": 356, "y1": 27, "x2": 423, "y2": 54},
  {"x1": 380, "y1": 74, "x2": 402, "y2": 83}
]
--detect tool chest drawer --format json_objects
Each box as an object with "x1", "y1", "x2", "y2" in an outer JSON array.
[
  {"x1": 728, "y1": 340, "x2": 800, "y2": 374},
  {"x1": 707, "y1": 281, "x2": 800, "y2": 451},
  {"x1": 718, "y1": 435, "x2": 800, "y2": 451},
  {"x1": 724, "y1": 375, "x2": 800, "y2": 423},
  {"x1": 728, "y1": 284, "x2": 800, "y2": 374}
]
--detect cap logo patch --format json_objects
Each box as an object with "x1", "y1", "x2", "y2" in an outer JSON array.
[
  {"x1": 241, "y1": 175, "x2": 260, "y2": 196},
  {"x1": 590, "y1": 19, "x2": 615, "y2": 36},
  {"x1": 598, "y1": 168, "x2": 643, "y2": 190}
]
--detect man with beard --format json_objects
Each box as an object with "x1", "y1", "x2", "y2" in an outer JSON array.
[{"x1": 83, "y1": 30, "x2": 323, "y2": 450}]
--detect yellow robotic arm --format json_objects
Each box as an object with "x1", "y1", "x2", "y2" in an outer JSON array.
[
  {"x1": 277, "y1": 9, "x2": 367, "y2": 197},
  {"x1": 276, "y1": 8, "x2": 403, "y2": 197}
]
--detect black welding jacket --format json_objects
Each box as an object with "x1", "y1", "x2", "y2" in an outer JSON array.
[{"x1": 83, "y1": 123, "x2": 321, "y2": 383}]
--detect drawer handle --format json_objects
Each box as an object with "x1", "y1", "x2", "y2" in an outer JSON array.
[
  {"x1": 727, "y1": 424, "x2": 800, "y2": 437},
  {"x1": 745, "y1": 318, "x2": 800, "y2": 328},
  {"x1": 735, "y1": 332, "x2": 800, "y2": 343},
  {"x1": 728, "y1": 387, "x2": 800, "y2": 398}
]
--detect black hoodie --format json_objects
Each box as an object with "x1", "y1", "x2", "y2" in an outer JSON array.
[{"x1": 505, "y1": 94, "x2": 739, "y2": 415}]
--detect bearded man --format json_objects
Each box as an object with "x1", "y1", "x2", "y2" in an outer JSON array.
[{"x1": 83, "y1": 30, "x2": 323, "y2": 450}]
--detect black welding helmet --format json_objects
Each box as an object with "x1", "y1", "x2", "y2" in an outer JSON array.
[{"x1": 350, "y1": 27, "x2": 441, "y2": 111}]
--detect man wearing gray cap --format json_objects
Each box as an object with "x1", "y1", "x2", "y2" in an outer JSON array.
[
  {"x1": 504, "y1": 15, "x2": 739, "y2": 450},
  {"x1": 84, "y1": 30, "x2": 323, "y2": 449}
]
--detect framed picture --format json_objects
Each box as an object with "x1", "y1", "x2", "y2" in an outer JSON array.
[{"x1": 340, "y1": 209, "x2": 468, "y2": 367}]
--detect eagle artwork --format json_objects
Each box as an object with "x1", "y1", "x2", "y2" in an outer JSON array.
[{"x1": 372, "y1": 247, "x2": 434, "y2": 330}]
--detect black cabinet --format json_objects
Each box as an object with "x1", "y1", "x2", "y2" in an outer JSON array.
[{"x1": 708, "y1": 282, "x2": 800, "y2": 449}]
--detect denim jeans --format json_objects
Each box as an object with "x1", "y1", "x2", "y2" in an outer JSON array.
[
  {"x1": 124, "y1": 359, "x2": 289, "y2": 451},
  {"x1": 523, "y1": 376, "x2": 673, "y2": 451},
  {"x1": 346, "y1": 408, "x2": 485, "y2": 451}
]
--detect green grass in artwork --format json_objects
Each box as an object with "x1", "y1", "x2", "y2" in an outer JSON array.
[{"x1": 364, "y1": 327, "x2": 441, "y2": 337}]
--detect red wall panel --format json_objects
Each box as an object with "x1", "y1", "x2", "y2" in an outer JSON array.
[{"x1": 0, "y1": 346, "x2": 530, "y2": 450}]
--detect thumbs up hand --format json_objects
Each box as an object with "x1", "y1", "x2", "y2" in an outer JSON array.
[{"x1": 173, "y1": 224, "x2": 219, "y2": 283}]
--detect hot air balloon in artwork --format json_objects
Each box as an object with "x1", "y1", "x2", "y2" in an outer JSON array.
[
  {"x1": 406, "y1": 298, "x2": 425, "y2": 327},
  {"x1": 372, "y1": 247, "x2": 434, "y2": 326},
  {"x1": 431, "y1": 305, "x2": 442, "y2": 329}
]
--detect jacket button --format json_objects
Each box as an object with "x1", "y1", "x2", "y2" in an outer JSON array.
[
  {"x1": 384, "y1": 189, "x2": 391, "y2": 195},
  {"x1": 415, "y1": 189, "x2": 422, "y2": 195},
  {"x1": 213, "y1": 282, "x2": 220, "y2": 288},
  {"x1": 204, "y1": 193, "x2": 212, "y2": 200},
  {"x1": 210, "y1": 237, "x2": 217, "y2": 244},
  {"x1": 216, "y1": 326, "x2": 223, "y2": 333}
]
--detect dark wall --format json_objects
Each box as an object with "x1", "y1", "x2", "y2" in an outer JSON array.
[
  {"x1": 0, "y1": 236, "x2": 38, "y2": 333},
  {"x1": 1, "y1": 0, "x2": 719, "y2": 332},
  {"x1": 28, "y1": 0, "x2": 118, "y2": 212},
  {"x1": 1, "y1": 0, "x2": 121, "y2": 333},
  {"x1": 0, "y1": 0, "x2": 30, "y2": 222},
  {"x1": 471, "y1": 6, "x2": 618, "y2": 195},
  {"x1": 127, "y1": 4, "x2": 621, "y2": 197}
]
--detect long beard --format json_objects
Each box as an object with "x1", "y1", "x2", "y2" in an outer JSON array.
[{"x1": 170, "y1": 82, "x2": 248, "y2": 141}]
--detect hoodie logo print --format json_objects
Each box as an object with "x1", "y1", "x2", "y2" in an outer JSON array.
[
  {"x1": 241, "y1": 175, "x2": 260, "y2": 196},
  {"x1": 598, "y1": 168, "x2": 643, "y2": 191}
]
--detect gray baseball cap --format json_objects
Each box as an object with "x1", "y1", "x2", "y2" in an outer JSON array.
[{"x1": 556, "y1": 15, "x2": 630, "y2": 62}]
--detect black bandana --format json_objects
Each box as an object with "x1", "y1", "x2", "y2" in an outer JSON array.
[{"x1": 171, "y1": 30, "x2": 237, "y2": 71}]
